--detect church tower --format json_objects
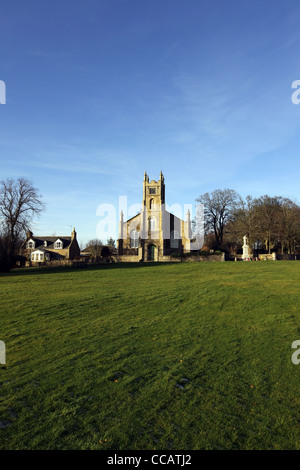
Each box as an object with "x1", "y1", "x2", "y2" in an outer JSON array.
[
  {"x1": 117, "y1": 171, "x2": 191, "y2": 261},
  {"x1": 142, "y1": 170, "x2": 165, "y2": 210},
  {"x1": 140, "y1": 172, "x2": 166, "y2": 249}
]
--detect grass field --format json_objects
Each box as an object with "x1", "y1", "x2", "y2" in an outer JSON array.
[{"x1": 0, "y1": 261, "x2": 300, "y2": 450}]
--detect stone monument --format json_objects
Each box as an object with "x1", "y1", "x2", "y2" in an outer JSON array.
[{"x1": 242, "y1": 235, "x2": 251, "y2": 261}]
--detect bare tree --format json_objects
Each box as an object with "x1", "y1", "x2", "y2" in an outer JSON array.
[
  {"x1": 224, "y1": 194, "x2": 300, "y2": 255},
  {"x1": 277, "y1": 198, "x2": 300, "y2": 254},
  {"x1": 252, "y1": 195, "x2": 282, "y2": 254},
  {"x1": 196, "y1": 189, "x2": 242, "y2": 249},
  {"x1": 225, "y1": 195, "x2": 260, "y2": 253},
  {"x1": 0, "y1": 177, "x2": 44, "y2": 270},
  {"x1": 84, "y1": 239, "x2": 103, "y2": 261}
]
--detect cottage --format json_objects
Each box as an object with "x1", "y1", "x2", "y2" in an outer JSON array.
[{"x1": 24, "y1": 228, "x2": 80, "y2": 264}]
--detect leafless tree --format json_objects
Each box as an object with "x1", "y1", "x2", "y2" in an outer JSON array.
[
  {"x1": 224, "y1": 195, "x2": 300, "y2": 255},
  {"x1": 0, "y1": 177, "x2": 44, "y2": 270},
  {"x1": 276, "y1": 198, "x2": 300, "y2": 254},
  {"x1": 225, "y1": 195, "x2": 260, "y2": 253},
  {"x1": 84, "y1": 239, "x2": 103, "y2": 261},
  {"x1": 252, "y1": 195, "x2": 282, "y2": 254},
  {"x1": 196, "y1": 189, "x2": 242, "y2": 248}
]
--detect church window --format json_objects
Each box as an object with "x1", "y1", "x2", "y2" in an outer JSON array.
[
  {"x1": 171, "y1": 230, "x2": 179, "y2": 248},
  {"x1": 150, "y1": 198, "x2": 154, "y2": 209},
  {"x1": 149, "y1": 217, "x2": 156, "y2": 232},
  {"x1": 149, "y1": 188, "x2": 156, "y2": 194},
  {"x1": 130, "y1": 230, "x2": 139, "y2": 248}
]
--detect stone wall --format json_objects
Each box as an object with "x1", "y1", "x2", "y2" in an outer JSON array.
[
  {"x1": 179, "y1": 253, "x2": 224, "y2": 262},
  {"x1": 276, "y1": 253, "x2": 300, "y2": 260},
  {"x1": 226, "y1": 253, "x2": 277, "y2": 261}
]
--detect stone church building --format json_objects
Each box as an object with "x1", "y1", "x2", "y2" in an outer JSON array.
[{"x1": 117, "y1": 171, "x2": 192, "y2": 261}]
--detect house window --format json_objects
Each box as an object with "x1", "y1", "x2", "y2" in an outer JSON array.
[
  {"x1": 27, "y1": 241, "x2": 35, "y2": 249},
  {"x1": 130, "y1": 230, "x2": 139, "y2": 248},
  {"x1": 44, "y1": 241, "x2": 47, "y2": 247},
  {"x1": 171, "y1": 230, "x2": 180, "y2": 248},
  {"x1": 40, "y1": 253, "x2": 43, "y2": 261},
  {"x1": 35, "y1": 254, "x2": 39, "y2": 260},
  {"x1": 31, "y1": 253, "x2": 35, "y2": 261},
  {"x1": 54, "y1": 240, "x2": 63, "y2": 249}
]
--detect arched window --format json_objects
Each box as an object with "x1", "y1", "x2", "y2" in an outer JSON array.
[
  {"x1": 130, "y1": 230, "x2": 139, "y2": 248},
  {"x1": 149, "y1": 198, "x2": 154, "y2": 209},
  {"x1": 171, "y1": 230, "x2": 179, "y2": 248},
  {"x1": 149, "y1": 217, "x2": 156, "y2": 232}
]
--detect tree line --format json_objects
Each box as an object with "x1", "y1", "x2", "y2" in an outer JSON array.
[
  {"x1": 1, "y1": 177, "x2": 300, "y2": 271},
  {"x1": 197, "y1": 189, "x2": 300, "y2": 255}
]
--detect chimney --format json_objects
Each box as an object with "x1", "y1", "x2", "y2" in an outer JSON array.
[
  {"x1": 26, "y1": 230, "x2": 33, "y2": 240},
  {"x1": 71, "y1": 227, "x2": 77, "y2": 240}
]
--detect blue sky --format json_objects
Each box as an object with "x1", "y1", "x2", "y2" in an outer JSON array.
[{"x1": 1, "y1": 0, "x2": 300, "y2": 247}]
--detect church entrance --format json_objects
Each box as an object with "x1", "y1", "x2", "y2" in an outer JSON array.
[{"x1": 147, "y1": 244, "x2": 155, "y2": 261}]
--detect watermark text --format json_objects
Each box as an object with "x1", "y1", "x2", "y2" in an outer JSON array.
[
  {"x1": 0, "y1": 341, "x2": 6, "y2": 365},
  {"x1": 291, "y1": 340, "x2": 300, "y2": 364},
  {"x1": 0, "y1": 80, "x2": 6, "y2": 104}
]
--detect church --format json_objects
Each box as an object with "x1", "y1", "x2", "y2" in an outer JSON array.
[{"x1": 117, "y1": 171, "x2": 192, "y2": 261}]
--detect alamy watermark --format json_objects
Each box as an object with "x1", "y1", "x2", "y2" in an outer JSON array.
[
  {"x1": 0, "y1": 341, "x2": 6, "y2": 365},
  {"x1": 291, "y1": 80, "x2": 300, "y2": 104},
  {"x1": 96, "y1": 197, "x2": 204, "y2": 250},
  {"x1": 291, "y1": 340, "x2": 300, "y2": 365},
  {"x1": 0, "y1": 80, "x2": 6, "y2": 104}
]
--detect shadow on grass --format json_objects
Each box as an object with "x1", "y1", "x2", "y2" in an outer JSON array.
[{"x1": 0, "y1": 261, "x2": 180, "y2": 278}]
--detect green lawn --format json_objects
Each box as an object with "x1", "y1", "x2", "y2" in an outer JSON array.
[{"x1": 0, "y1": 261, "x2": 299, "y2": 450}]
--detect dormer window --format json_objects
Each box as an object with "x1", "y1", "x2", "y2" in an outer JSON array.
[
  {"x1": 54, "y1": 239, "x2": 63, "y2": 249},
  {"x1": 44, "y1": 241, "x2": 47, "y2": 247},
  {"x1": 27, "y1": 239, "x2": 35, "y2": 249}
]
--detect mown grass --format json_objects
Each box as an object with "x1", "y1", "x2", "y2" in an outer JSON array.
[{"x1": 0, "y1": 261, "x2": 300, "y2": 450}]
